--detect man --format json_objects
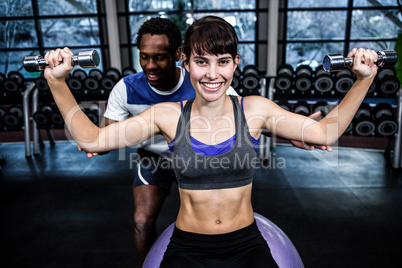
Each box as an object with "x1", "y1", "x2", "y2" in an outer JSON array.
[{"x1": 81, "y1": 17, "x2": 330, "y2": 264}]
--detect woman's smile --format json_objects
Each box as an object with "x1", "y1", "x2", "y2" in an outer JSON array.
[{"x1": 201, "y1": 82, "x2": 224, "y2": 92}]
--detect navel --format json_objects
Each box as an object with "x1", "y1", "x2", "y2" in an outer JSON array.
[{"x1": 216, "y1": 220, "x2": 221, "y2": 224}]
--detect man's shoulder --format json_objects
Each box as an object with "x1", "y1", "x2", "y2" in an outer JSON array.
[
  {"x1": 123, "y1": 72, "x2": 147, "y2": 86},
  {"x1": 123, "y1": 72, "x2": 151, "y2": 94}
]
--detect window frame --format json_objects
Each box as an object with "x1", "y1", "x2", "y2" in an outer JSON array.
[
  {"x1": 0, "y1": 0, "x2": 107, "y2": 77},
  {"x1": 280, "y1": 0, "x2": 401, "y2": 68},
  {"x1": 119, "y1": 0, "x2": 262, "y2": 70}
]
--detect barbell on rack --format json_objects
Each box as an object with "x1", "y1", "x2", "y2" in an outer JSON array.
[
  {"x1": 23, "y1": 50, "x2": 100, "y2": 72},
  {"x1": 323, "y1": 49, "x2": 397, "y2": 72}
]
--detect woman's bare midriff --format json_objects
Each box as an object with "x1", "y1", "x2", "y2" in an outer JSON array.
[{"x1": 175, "y1": 183, "x2": 254, "y2": 234}]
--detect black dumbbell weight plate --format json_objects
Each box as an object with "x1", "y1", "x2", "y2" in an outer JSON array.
[
  {"x1": 376, "y1": 116, "x2": 398, "y2": 136},
  {"x1": 104, "y1": 68, "x2": 121, "y2": 81},
  {"x1": 33, "y1": 111, "x2": 50, "y2": 127},
  {"x1": 354, "y1": 116, "x2": 375, "y2": 136},
  {"x1": 122, "y1": 67, "x2": 136, "y2": 77},
  {"x1": 101, "y1": 77, "x2": 116, "y2": 91},
  {"x1": 3, "y1": 79, "x2": 20, "y2": 93},
  {"x1": 67, "y1": 77, "x2": 83, "y2": 92},
  {"x1": 35, "y1": 77, "x2": 49, "y2": 92},
  {"x1": 84, "y1": 77, "x2": 100, "y2": 91},
  {"x1": 8, "y1": 71, "x2": 24, "y2": 85},
  {"x1": 89, "y1": 69, "x2": 104, "y2": 81},
  {"x1": 73, "y1": 69, "x2": 87, "y2": 81}
]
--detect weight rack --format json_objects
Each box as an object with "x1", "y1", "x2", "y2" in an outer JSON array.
[{"x1": 392, "y1": 88, "x2": 402, "y2": 168}]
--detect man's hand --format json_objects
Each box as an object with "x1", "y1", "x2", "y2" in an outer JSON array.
[
  {"x1": 289, "y1": 111, "x2": 333, "y2": 152},
  {"x1": 78, "y1": 145, "x2": 99, "y2": 158}
]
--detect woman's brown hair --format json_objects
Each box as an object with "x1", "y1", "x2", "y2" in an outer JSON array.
[{"x1": 183, "y1": 16, "x2": 239, "y2": 64}]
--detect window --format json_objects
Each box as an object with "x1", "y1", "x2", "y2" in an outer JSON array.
[
  {"x1": 283, "y1": 0, "x2": 401, "y2": 69},
  {"x1": 0, "y1": 0, "x2": 105, "y2": 79},
  {"x1": 121, "y1": 0, "x2": 258, "y2": 71}
]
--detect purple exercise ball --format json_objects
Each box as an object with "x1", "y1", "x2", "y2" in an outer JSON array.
[{"x1": 143, "y1": 212, "x2": 304, "y2": 267}]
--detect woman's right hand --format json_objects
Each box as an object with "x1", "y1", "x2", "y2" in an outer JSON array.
[
  {"x1": 347, "y1": 48, "x2": 378, "y2": 81},
  {"x1": 44, "y1": 47, "x2": 74, "y2": 82}
]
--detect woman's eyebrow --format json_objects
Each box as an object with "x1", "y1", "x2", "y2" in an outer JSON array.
[
  {"x1": 218, "y1": 56, "x2": 233, "y2": 61},
  {"x1": 192, "y1": 55, "x2": 232, "y2": 60},
  {"x1": 192, "y1": 56, "x2": 208, "y2": 61}
]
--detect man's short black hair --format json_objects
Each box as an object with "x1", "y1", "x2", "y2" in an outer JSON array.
[{"x1": 135, "y1": 17, "x2": 182, "y2": 54}]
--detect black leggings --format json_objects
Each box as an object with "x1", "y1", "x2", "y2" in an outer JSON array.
[{"x1": 160, "y1": 221, "x2": 278, "y2": 268}]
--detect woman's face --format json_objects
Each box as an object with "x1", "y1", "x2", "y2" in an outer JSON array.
[{"x1": 183, "y1": 52, "x2": 240, "y2": 102}]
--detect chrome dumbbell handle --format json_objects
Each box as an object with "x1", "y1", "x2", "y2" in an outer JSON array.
[
  {"x1": 323, "y1": 50, "x2": 398, "y2": 72},
  {"x1": 23, "y1": 50, "x2": 100, "y2": 72}
]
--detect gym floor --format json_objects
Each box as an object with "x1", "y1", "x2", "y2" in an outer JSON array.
[{"x1": 1, "y1": 141, "x2": 402, "y2": 268}]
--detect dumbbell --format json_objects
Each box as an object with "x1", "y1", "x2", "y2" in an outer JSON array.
[
  {"x1": 96, "y1": 67, "x2": 120, "y2": 92},
  {"x1": 35, "y1": 77, "x2": 49, "y2": 93},
  {"x1": 374, "y1": 66, "x2": 399, "y2": 97},
  {"x1": 344, "y1": 121, "x2": 354, "y2": 136},
  {"x1": 293, "y1": 101, "x2": 310, "y2": 116},
  {"x1": 49, "y1": 110, "x2": 64, "y2": 129},
  {"x1": 3, "y1": 71, "x2": 24, "y2": 94},
  {"x1": 71, "y1": 69, "x2": 98, "y2": 92},
  {"x1": 353, "y1": 103, "x2": 375, "y2": 136},
  {"x1": 314, "y1": 67, "x2": 334, "y2": 93},
  {"x1": 0, "y1": 107, "x2": 6, "y2": 130},
  {"x1": 104, "y1": 67, "x2": 121, "y2": 81},
  {"x1": 377, "y1": 76, "x2": 400, "y2": 97},
  {"x1": 377, "y1": 66, "x2": 396, "y2": 80},
  {"x1": 33, "y1": 104, "x2": 53, "y2": 129},
  {"x1": 72, "y1": 69, "x2": 88, "y2": 81},
  {"x1": 3, "y1": 106, "x2": 23, "y2": 130},
  {"x1": 89, "y1": 69, "x2": 104, "y2": 81},
  {"x1": 23, "y1": 50, "x2": 100, "y2": 72},
  {"x1": 276, "y1": 100, "x2": 291, "y2": 111},
  {"x1": 275, "y1": 64, "x2": 294, "y2": 91},
  {"x1": 83, "y1": 103, "x2": 102, "y2": 126},
  {"x1": 240, "y1": 65, "x2": 261, "y2": 95},
  {"x1": 66, "y1": 76, "x2": 83, "y2": 93},
  {"x1": 334, "y1": 69, "x2": 355, "y2": 95},
  {"x1": 373, "y1": 103, "x2": 398, "y2": 137},
  {"x1": 294, "y1": 65, "x2": 313, "y2": 92},
  {"x1": 323, "y1": 50, "x2": 398, "y2": 72},
  {"x1": 122, "y1": 67, "x2": 137, "y2": 77},
  {"x1": 312, "y1": 101, "x2": 331, "y2": 120}
]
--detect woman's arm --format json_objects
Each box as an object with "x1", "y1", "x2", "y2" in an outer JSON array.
[
  {"x1": 248, "y1": 48, "x2": 378, "y2": 146},
  {"x1": 43, "y1": 47, "x2": 165, "y2": 152}
]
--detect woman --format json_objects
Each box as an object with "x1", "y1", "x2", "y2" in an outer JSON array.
[{"x1": 44, "y1": 16, "x2": 377, "y2": 267}]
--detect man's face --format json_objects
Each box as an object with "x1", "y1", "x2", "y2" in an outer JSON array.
[{"x1": 139, "y1": 33, "x2": 179, "y2": 91}]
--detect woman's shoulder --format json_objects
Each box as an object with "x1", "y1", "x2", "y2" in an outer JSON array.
[
  {"x1": 151, "y1": 100, "x2": 192, "y2": 118},
  {"x1": 241, "y1": 95, "x2": 273, "y2": 107},
  {"x1": 152, "y1": 101, "x2": 182, "y2": 113},
  {"x1": 240, "y1": 95, "x2": 277, "y2": 117}
]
